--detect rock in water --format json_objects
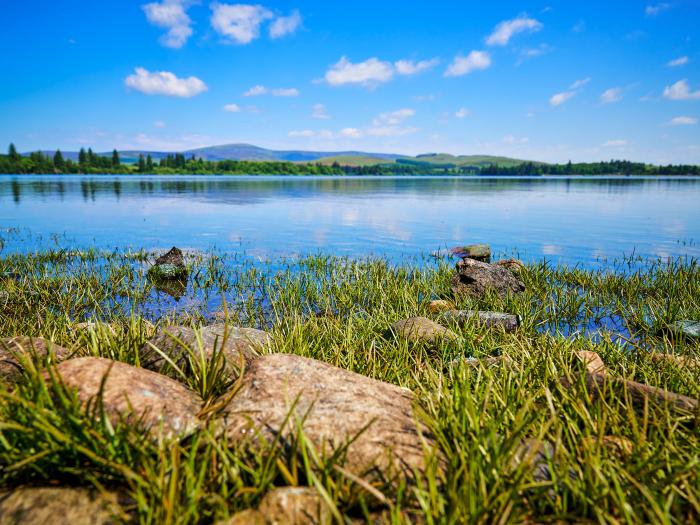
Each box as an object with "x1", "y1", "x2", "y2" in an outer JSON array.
[
  {"x1": 667, "y1": 320, "x2": 700, "y2": 340},
  {"x1": 391, "y1": 317, "x2": 458, "y2": 344},
  {"x1": 450, "y1": 258, "x2": 525, "y2": 299},
  {"x1": 440, "y1": 310, "x2": 520, "y2": 332},
  {"x1": 140, "y1": 325, "x2": 267, "y2": 380},
  {"x1": 148, "y1": 246, "x2": 188, "y2": 282},
  {"x1": 1, "y1": 337, "x2": 71, "y2": 385},
  {"x1": 53, "y1": 357, "x2": 202, "y2": 439},
  {"x1": 449, "y1": 244, "x2": 491, "y2": 262},
  {"x1": 0, "y1": 487, "x2": 122, "y2": 525},
  {"x1": 219, "y1": 354, "x2": 437, "y2": 479}
]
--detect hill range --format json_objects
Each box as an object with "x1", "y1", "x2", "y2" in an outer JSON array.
[{"x1": 31, "y1": 143, "x2": 539, "y2": 168}]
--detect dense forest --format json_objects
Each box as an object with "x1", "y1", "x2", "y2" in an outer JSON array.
[{"x1": 1, "y1": 143, "x2": 698, "y2": 176}]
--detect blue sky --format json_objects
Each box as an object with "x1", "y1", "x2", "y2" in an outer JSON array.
[{"x1": 1, "y1": 0, "x2": 699, "y2": 163}]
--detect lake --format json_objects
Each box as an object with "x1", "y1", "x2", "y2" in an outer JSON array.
[{"x1": 1, "y1": 174, "x2": 699, "y2": 266}]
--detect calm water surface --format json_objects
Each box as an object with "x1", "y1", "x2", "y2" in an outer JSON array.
[{"x1": 1, "y1": 174, "x2": 699, "y2": 266}]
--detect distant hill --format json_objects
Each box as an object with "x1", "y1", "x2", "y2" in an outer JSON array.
[{"x1": 27, "y1": 143, "x2": 539, "y2": 167}]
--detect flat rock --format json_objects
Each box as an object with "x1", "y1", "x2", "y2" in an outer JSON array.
[
  {"x1": 219, "y1": 353, "x2": 436, "y2": 479},
  {"x1": 450, "y1": 258, "x2": 525, "y2": 300},
  {"x1": 1, "y1": 337, "x2": 71, "y2": 384},
  {"x1": 0, "y1": 487, "x2": 121, "y2": 525},
  {"x1": 53, "y1": 357, "x2": 202, "y2": 439},
  {"x1": 141, "y1": 325, "x2": 267, "y2": 379},
  {"x1": 440, "y1": 310, "x2": 520, "y2": 332},
  {"x1": 391, "y1": 317, "x2": 458, "y2": 345},
  {"x1": 450, "y1": 244, "x2": 491, "y2": 262},
  {"x1": 257, "y1": 487, "x2": 331, "y2": 525}
]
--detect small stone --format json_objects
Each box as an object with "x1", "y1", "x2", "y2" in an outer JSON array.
[
  {"x1": 449, "y1": 244, "x2": 491, "y2": 262},
  {"x1": 147, "y1": 247, "x2": 188, "y2": 286},
  {"x1": 575, "y1": 351, "x2": 607, "y2": 375},
  {"x1": 0, "y1": 487, "x2": 122, "y2": 525},
  {"x1": 450, "y1": 258, "x2": 525, "y2": 300},
  {"x1": 219, "y1": 353, "x2": 437, "y2": 479},
  {"x1": 440, "y1": 310, "x2": 520, "y2": 332},
  {"x1": 140, "y1": 325, "x2": 266, "y2": 380},
  {"x1": 456, "y1": 355, "x2": 513, "y2": 369},
  {"x1": 53, "y1": 357, "x2": 202, "y2": 440},
  {"x1": 666, "y1": 320, "x2": 700, "y2": 339},
  {"x1": 494, "y1": 258, "x2": 525, "y2": 274},
  {"x1": 426, "y1": 299, "x2": 454, "y2": 314},
  {"x1": 391, "y1": 317, "x2": 458, "y2": 345},
  {"x1": 1, "y1": 337, "x2": 71, "y2": 384},
  {"x1": 258, "y1": 487, "x2": 331, "y2": 525},
  {"x1": 512, "y1": 439, "x2": 557, "y2": 483}
]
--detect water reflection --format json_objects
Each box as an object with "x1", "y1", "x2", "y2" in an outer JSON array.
[{"x1": 1, "y1": 175, "x2": 699, "y2": 266}]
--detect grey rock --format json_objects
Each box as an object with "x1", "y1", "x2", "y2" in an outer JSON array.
[
  {"x1": 450, "y1": 258, "x2": 525, "y2": 299},
  {"x1": 219, "y1": 353, "x2": 438, "y2": 479},
  {"x1": 147, "y1": 246, "x2": 188, "y2": 286},
  {"x1": 440, "y1": 310, "x2": 520, "y2": 332},
  {"x1": 1, "y1": 337, "x2": 71, "y2": 385},
  {"x1": 391, "y1": 317, "x2": 458, "y2": 344},
  {"x1": 53, "y1": 357, "x2": 202, "y2": 440},
  {"x1": 0, "y1": 487, "x2": 122, "y2": 525},
  {"x1": 141, "y1": 325, "x2": 266, "y2": 380}
]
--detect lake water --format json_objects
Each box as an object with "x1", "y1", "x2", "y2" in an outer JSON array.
[{"x1": 1, "y1": 174, "x2": 699, "y2": 267}]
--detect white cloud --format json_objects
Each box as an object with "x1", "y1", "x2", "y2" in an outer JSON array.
[
  {"x1": 125, "y1": 67, "x2": 207, "y2": 97},
  {"x1": 324, "y1": 56, "x2": 394, "y2": 87},
  {"x1": 486, "y1": 15, "x2": 543, "y2": 46},
  {"x1": 142, "y1": 0, "x2": 193, "y2": 48},
  {"x1": 269, "y1": 10, "x2": 302, "y2": 38},
  {"x1": 394, "y1": 58, "x2": 439, "y2": 75},
  {"x1": 572, "y1": 20, "x2": 586, "y2": 33},
  {"x1": 663, "y1": 79, "x2": 700, "y2": 100},
  {"x1": 600, "y1": 87, "x2": 623, "y2": 104},
  {"x1": 603, "y1": 139, "x2": 628, "y2": 147},
  {"x1": 210, "y1": 3, "x2": 273, "y2": 44},
  {"x1": 340, "y1": 127, "x2": 362, "y2": 138},
  {"x1": 372, "y1": 108, "x2": 415, "y2": 126},
  {"x1": 223, "y1": 103, "x2": 240, "y2": 112},
  {"x1": 668, "y1": 116, "x2": 697, "y2": 126},
  {"x1": 288, "y1": 129, "x2": 315, "y2": 137},
  {"x1": 645, "y1": 3, "x2": 671, "y2": 16},
  {"x1": 271, "y1": 87, "x2": 299, "y2": 97},
  {"x1": 667, "y1": 56, "x2": 689, "y2": 67},
  {"x1": 366, "y1": 126, "x2": 418, "y2": 137},
  {"x1": 518, "y1": 43, "x2": 551, "y2": 62},
  {"x1": 570, "y1": 77, "x2": 591, "y2": 89},
  {"x1": 502, "y1": 135, "x2": 529, "y2": 145},
  {"x1": 549, "y1": 91, "x2": 576, "y2": 106},
  {"x1": 243, "y1": 85, "x2": 267, "y2": 96},
  {"x1": 311, "y1": 104, "x2": 330, "y2": 119},
  {"x1": 444, "y1": 51, "x2": 491, "y2": 77},
  {"x1": 154, "y1": 120, "x2": 166, "y2": 128},
  {"x1": 455, "y1": 107, "x2": 471, "y2": 119}
]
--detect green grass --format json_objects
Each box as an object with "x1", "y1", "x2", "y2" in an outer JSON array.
[{"x1": 0, "y1": 249, "x2": 699, "y2": 523}]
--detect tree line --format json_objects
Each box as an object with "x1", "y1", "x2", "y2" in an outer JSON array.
[{"x1": 1, "y1": 143, "x2": 698, "y2": 176}]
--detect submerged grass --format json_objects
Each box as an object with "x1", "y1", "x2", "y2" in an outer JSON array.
[{"x1": 0, "y1": 247, "x2": 699, "y2": 523}]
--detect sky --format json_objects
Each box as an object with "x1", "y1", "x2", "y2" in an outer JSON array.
[{"x1": 1, "y1": 0, "x2": 700, "y2": 163}]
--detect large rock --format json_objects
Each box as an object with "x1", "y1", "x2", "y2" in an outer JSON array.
[
  {"x1": 391, "y1": 317, "x2": 458, "y2": 345},
  {"x1": 450, "y1": 244, "x2": 491, "y2": 262},
  {"x1": 219, "y1": 354, "x2": 437, "y2": 479},
  {"x1": 1, "y1": 337, "x2": 71, "y2": 385},
  {"x1": 439, "y1": 310, "x2": 520, "y2": 332},
  {"x1": 147, "y1": 247, "x2": 188, "y2": 298},
  {"x1": 53, "y1": 357, "x2": 202, "y2": 439},
  {"x1": 141, "y1": 325, "x2": 267, "y2": 379},
  {"x1": 0, "y1": 487, "x2": 121, "y2": 525},
  {"x1": 450, "y1": 258, "x2": 525, "y2": 299}
]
